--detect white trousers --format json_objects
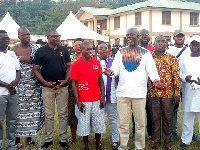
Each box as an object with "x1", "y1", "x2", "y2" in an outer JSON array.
[{"x1": 181, "y1": 111, "x2": 200, "y2": 145}]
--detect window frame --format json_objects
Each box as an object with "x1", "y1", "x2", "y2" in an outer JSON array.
[{"x1": 162, "y1": 11, "x2": 171, "y2": 25}]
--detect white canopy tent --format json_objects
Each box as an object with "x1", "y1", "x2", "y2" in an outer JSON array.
[
  {"x1": 0, "y1": 12, "x2": 20, "y2": 39},
  {"x1": 0, "y1": 12, "x2": 46, "y2": 42},
  {"x1": 57, "y1": 12, "x2": 109, "y2": 42}
]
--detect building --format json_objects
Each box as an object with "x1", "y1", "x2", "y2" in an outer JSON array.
[{"x1": 76, "y1": 0, "x2": 200, "y2": 45}]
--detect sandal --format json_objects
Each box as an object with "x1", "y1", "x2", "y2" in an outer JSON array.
[
  {"x1": 15, "y1": 143, "x2": 22, "y2": 150},
  {"x1": 25, "y1": 140, "x2": 37, "y2": 146}
]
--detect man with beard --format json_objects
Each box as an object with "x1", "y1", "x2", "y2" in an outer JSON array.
[
  {"x1": 33, "y1": 30, "x2": 71, "y2": 149},
  {"x1": 147, "y1": 35, "x2": 181, "y2": 150},
  {"x1": 179, "y1": 35, "x2": 200, "y2": 148},
  {"x1": 71, "y1": 41, "x2": 106, "y2": 150},
  {"x1": 12, "y1": 26, "x2": 45, "y2": 149},
  {"x1": 104, "y1": 27, "x2": 161, "y2": 150},
  {"x1": 0, "y1": 30, "x2": 21, "y2": 150},
  {"x1": 130, "y1": 29, "x2": 154, "y2": 141}
]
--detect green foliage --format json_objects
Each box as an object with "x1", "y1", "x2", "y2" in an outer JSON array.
[{"x1": 0, "y1": 0, "x2": 199, "y2": 34}]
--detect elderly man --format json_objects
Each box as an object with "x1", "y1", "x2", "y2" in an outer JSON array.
[
  {"x1": 105, "y1": 27, "x2": 161, "y2": 150},
  {"x1": 179, "y1": 35, "x2": 200, "y2": 148},
  {"x1": 0, "y1": 30, "x2": 21, "y2": 150},
  {"x1": 130, "y1": 29, "x2": 155, "y2": 141},
  {"x1": 33, "y1": 30, "x2": 71, "y2": 149}
]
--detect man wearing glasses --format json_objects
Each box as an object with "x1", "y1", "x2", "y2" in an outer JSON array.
[
  {"x1": 33, "y1": 30, "x2": 71, "y2": 149},
  {"x1": 12, "y1": 26, "x2": 45, "y2": 149},
  {"x1": 0, "y1": 30, "x2": 21, "y2": 150}
]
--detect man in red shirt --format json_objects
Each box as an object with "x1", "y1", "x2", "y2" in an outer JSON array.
[{"x1": 70, "y1": 41, "x2": 106, "y2": 150}]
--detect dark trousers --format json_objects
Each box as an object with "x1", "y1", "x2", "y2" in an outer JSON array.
[
  {"x1": 131, "y1": 101, "x2": 152, "y2": 137},
  {"x1": 148, "y1": 97, "x2": 174, "y2": 147}
]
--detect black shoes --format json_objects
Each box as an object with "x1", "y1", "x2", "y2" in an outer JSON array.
[
  {"x1": 41, "y1": 141, "x2": 69, "y2": 149},
  {"x1": 59, "y1": 142, "x2": 69, "y2": 149},
  {"x1": 41, "y1": 141, "x2": 53, "y2": 149},
  {"x1": 180, "y1": 142, "x2": 188, "y2": 149}
]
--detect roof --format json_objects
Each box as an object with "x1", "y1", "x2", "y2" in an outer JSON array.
[
  {"x1": 57, "y1": 12, "x2": 109, "y2": 42},
  {"x1": 76, "y1": 0, "x2": 200, "y2": 17}
]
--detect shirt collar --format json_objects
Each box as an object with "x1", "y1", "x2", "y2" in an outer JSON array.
[
  {"x1": 46, "y1": 44, "x2": 60, "y2": 50},
  {"x1": 152, "y1": 51, "x2": 167, "y2": 57}
]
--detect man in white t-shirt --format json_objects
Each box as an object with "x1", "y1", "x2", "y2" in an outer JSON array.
[
  {"x1": 179, "y1": 35, "x2": 200, "y2": 148},
  {"x1": 167, "y1": 30, "x2": 199, "y2": 141},
  {"x1": 0, "y1": 30, "x2": 21, "y2": 150}
]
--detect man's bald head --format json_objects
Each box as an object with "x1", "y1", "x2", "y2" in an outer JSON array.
[{"x1": 80, "y1": 41, "x2": 91, "y2": 50}]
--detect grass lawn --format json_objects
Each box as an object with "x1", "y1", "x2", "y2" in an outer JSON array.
[{"x1": 2, "y1": 105, "x2": 200, "y2": 150}]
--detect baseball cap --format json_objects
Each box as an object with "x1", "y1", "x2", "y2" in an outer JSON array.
[
  {"x1": 190, "y1": 35, "x2": 200, "y2": 43},
  {"x1": 174, "y1": 29, "x2": 185, "y2": 37}
]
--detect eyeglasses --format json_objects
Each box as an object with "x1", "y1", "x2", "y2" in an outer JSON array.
[
  {"x1": 50, "y1": 35, "x2": 61, "y2": 38},
  {"x1": 0, "y1": 37, "x2": 10, "y2": 41},
  {"x1": 140, "y1": 34, "x2": 149, "y2": 37}
]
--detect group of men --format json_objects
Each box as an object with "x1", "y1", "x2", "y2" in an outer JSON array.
[{"x1": 0, "y1": 25, "x2": 200, "y2": 150}]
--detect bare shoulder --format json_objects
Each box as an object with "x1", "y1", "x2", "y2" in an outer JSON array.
[{"x1": 11, "y1": 44, "x2": 20, "y2": 51}]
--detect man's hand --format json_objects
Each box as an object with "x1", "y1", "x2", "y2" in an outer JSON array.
[
  {"x1": 173, "y1": 96, "x2": 180, "y2": 105},
  {"x1": 153, "y1": 79, "x2": 163, "y2": 88},
  {"x1": 58, "y1": 80, "x2": 68, "y2": 86},
  {"x1": 185, "y1": 75, "x2": 192, "y2": 83},
  {"x1": 20, "y1": 56, "x2": 33, "y2": 63},
  {"x1": 10, "y1": 80, "x2": 19, "y2": 87},
  {"x1": 104, "y1": 68, "x2": 114, "y2": 76},
  {"x1": 44, "y1": 81, "x2": 57, "y2": 90},
  {"x1": 100, "y1": 97, "x2": 106, "y2": 109},
  {"x1": 77, "y1": 101, "x2": 86, "y2": 114},
  {"x1": 6, "y1": 84, "x2": 16, "y2": 95}
]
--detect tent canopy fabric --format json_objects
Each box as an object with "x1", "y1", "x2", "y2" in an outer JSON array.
[
  {"x1": 0, "y1": 12, "x2": 20, "y2": 39},
  {"x1": 56, "y1": 12, "x2": 109, "y2": 42}
]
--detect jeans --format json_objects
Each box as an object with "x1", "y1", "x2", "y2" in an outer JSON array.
[{"x1": 0, "y1": 94, "x2": 19, "y2": 150}]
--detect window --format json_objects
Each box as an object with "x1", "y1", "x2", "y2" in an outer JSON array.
[
  {"x1": 135, "y1": 12, "x2": 141, "y2": 26},
  {"x1": 114, "y1": 16, "x2": 120, "y2": 28},
  {"x1": 101, "y1": 19, "x2": 107, "y2": 30},
  {"x1": 190, "y1": 12, "x2": 199, "y2": 25},
  {"x1": 162, "y1": 11, "x2": 171, "y2": 25},
  {"x1": 115, "y1": 38, "x2": 120, "y2": 45}
]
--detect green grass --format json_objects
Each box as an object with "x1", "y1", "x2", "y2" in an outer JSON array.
[{"x1": 2, "y1": 106, "x2": 200, "y2": 150}]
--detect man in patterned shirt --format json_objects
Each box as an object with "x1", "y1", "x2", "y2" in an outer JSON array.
[{"x1": 147, "y1": 35, "x2": 181, "y2": 150}]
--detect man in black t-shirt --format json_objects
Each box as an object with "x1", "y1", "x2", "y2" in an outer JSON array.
[{"x1": 33, "y1": 30, "x2": 71, "y2": 149}]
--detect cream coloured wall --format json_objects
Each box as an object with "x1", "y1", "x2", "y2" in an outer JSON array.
[
  {"x1": 181, "y1": 12, "x2": 200, "y2": 33},
  {"x1": 127, "y1": 14, "x2": 135, "y2": 29},
  {"x1": 151, "y1": 10, "x2": 180, "y2": 33},
  {"x1": 140, "y1": 11, "x2": 150, "y2": 30},
  {"x1": 109, "y1": 15, "x2": 127, "y2": 36},
  {"x1": 79, "y1": 12, "x2": 93, "y2": 21}
]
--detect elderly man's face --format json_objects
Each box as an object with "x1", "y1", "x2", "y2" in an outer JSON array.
[{"x1": 126, "y1": 28, "x2": 139, "y2": 46}]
